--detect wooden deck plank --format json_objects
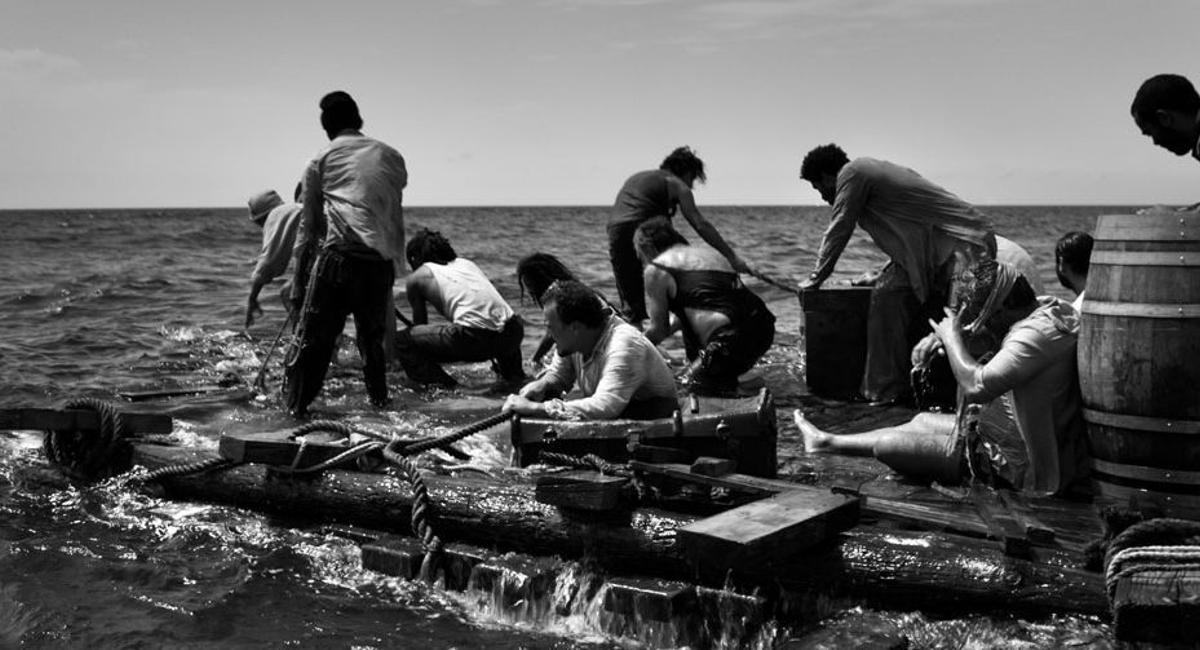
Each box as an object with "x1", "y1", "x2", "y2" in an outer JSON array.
[{"x1": 0, "y1": 407, "x2": 173, "y2": 434}]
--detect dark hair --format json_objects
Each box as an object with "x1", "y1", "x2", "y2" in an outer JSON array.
[
  {"x1": 293, "y1": 181, "x2": 304, "y2": 202},
  {"x1": 319, "y1": 90, "x2": 363, "y2": 137},
  {"x1": 955, "y1": 260, "x2": 1037, "y2": 327},
  {"x1": 633, "y1": 217, "x2": 689, "y2": 263},
  {"x1": 1132, "y1": 74, "x2": 1200, "y2": 122},
  {"x1": 517, "y1": 253, "x2": 579, "y2": 307},
  {"x1": 800, "y1": 144, "x2": 850, "y2": 183},
  {"x1": 1055, "y1": 231, "x2": 1094, "y2": 275},
  {"x1": 543, "y1": 279, "x2": 606, "y2": 328},
  {"x1": 406, "y1": 228, "x2": 457, "y2": 269},
  {"x1": 660, "y1": 146, "x2": 706, "y2": 184}
]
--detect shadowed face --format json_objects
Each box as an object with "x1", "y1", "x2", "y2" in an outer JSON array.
[
  {"x1": 1135, "y1": 111, "x2": 1196, "y2": 156},
  {"x1": 810, "y1": 173, "x2": 838, "y2": 205},
  {"x1": 544, "y1": 302, "x2": 586, "y2": 356}
]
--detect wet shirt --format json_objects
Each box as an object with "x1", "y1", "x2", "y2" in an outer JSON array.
[
  {"x1": 972, "y1": 297, "x2": 1086, "y2": 494},
  {"x1": 810, "y1": 158, "x2": 994, "y2": 302},
  {"x1": 251, "y1": 202, "x2": 303, "y2": 285},
  {"x1": 610, "y1": 169, "x2": 674, "y2": 228},
  {"x1": 423, "y1": 258, "x2": 515, "y2": 331},
  {"x1": 298, "y1": 130, "x2": 408, "y2": 265},
  {"x1": 524, "y1": 315, "x2": 677, "y2": 420}
]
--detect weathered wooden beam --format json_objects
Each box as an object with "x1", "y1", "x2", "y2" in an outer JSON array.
[
  {"x1": 676, "y1": 488, "x2": 860, "y2": 579},
  {"x1": 1112, "y1": 565, "x2": 1200, "y2": 644},
  {"x1": 0, "y1": 407, "x2": 173, "y2": 434},
  {"x1": 535, "y1": 471, "x2": 627, "y2": 511},
  {"x1": 690, "y1": 457, "x2": 736, "y2": 477},
  {"x1": 118, "y1": 385, "x2": 229, "y2": 401},
  {"x1": 218, "y1": 430, "x2": 360, "y2": 467}
]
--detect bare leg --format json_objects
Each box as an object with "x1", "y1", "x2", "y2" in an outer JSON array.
[{"x1": 794, "y1": 409, "x2": 931, "y2": 456}]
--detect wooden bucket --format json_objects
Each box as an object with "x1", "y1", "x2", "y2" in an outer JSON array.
[{"x1": 1078, "y1": 211, "x2": 1200, "y2": 518}]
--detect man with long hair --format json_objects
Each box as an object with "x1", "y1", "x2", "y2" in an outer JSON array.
[{"x1": 609, "y1": 146, "x2": 753, "y2": 325}]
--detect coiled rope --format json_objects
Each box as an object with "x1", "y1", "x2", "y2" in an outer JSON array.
[
  {"x1": 1103, "y1": 517, "x2": 1200, "y2": 604},
  {"x1": 43, "y1": 397, "x2": 133, "y2": 481}
]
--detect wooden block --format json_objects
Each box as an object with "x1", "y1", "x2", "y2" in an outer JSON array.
[
  {"x1": 971, "y1": 485, "x2": 1032, "y2": 558},
  {"x1": 320, "y1": 524, "x2": 385, "y2": 544},
  {"x1": 218, "y1": 430, "x2": 357, "y2": 468},
  {"x1": 0, "y1": 407, "x2": 173, "y2": 434},
  {"x1": 1113, "y1": 565, "x2": 1200, "y2": 645},
  {"x1": 470, "y1": 554, "x2": 561, "y2": 609},
  {"x1": 361, "y1": 535, "x2": 426, "y2": 580},
  {"x1": 690, "y1": 456, "x2": 736, "y2": 477},
  {"x1": 118, "y1": 385, "x2": 229, "y2": 401},
  {"x1": 629, "y1": 461, "x2": 797, "y2": 496},
  {"x1": 535, "y1": 470, "x2": 627, "y2": 511},
  {"x1": 631, "y1": 444, "x2": 695, "y2": 464},
  {"x1": 603, "y1": 576, "x2": 696, "y2": 621},
  {"x1": 676, "y1": 488, "x2": 860, "y2": 574},
  {"x1": 441, "y1": 543, "x2": 498, "y2": 591}
]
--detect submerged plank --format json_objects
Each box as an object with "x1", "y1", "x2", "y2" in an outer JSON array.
[{"x1": 0, "y1": 407, "x2": 173, "y2": 434}]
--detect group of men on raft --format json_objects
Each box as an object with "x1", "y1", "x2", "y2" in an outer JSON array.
[{"x1": 244, "y1": 73, "x2": 1200, "y2": 499}]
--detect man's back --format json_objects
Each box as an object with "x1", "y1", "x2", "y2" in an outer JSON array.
[
  {"x1": 423, "y1": 258, "x2": 514, "y2": 331},
  {"x1": 310, "y1": 132, "x2": 408, "y2": 262}
]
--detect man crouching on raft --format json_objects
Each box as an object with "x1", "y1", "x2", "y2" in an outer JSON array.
[
  {"x1": 502, "y1": 280, "x2": 678, "y2": 420},
  {"x1": 795, "y1": 259, "x2": 1089, "y2": 496}
]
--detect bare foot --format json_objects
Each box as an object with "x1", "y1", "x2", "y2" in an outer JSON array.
[{"x1": 793, "y1": 409, "x2": 833, "y2": 453}]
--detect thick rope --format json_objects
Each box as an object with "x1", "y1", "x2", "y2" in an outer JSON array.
[
  {"x1": 126, "y1": 457, "x2": 239, "y2": 485},
  {"x1": 43, "y1": 398, "x2": 132, "y2": 482},
  {"x1": 393, "y1": 411, "x2": 513, "y2": 456},
  {"x1": 537, "y1": 450, "x2": 632, "y2": 477},
  {"x1": 1103, "y1": 517, "x2": 1200, "y2": 606}
]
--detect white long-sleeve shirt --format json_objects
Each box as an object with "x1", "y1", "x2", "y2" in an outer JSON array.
[
  {"x1": 520, "y1": 316, "x2": 677, "y2": 420},
  {"x1": 251, "y1": 203, "x2": 303, "y2": 285}
]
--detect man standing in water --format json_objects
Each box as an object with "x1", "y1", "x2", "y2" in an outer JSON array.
[
  {"x1": 610, "y1": 146, "x2": 753, "y2": 325},
  {"x1": 244, "y1": 188, "x2": 303, "y2": 330},
  {"x1": 798, "y1": 144, "x2": 996, "y2": 406},
  {"x1": 285, "y1": 91, "x2": 408, "y2": 418},
  {"x1": 1131, "y1": 74, "x2": 1200, "y2": 162}
]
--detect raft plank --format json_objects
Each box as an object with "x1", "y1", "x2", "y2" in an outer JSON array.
[
  {"x1": 1112, "y1": 566, "x2": 1200, "y2": 644},
  {"x1": 676, "y1": 488, "x2": 860, "y2": 576},
  {"x1": 361, "y1": 535, "x2": 426, "y2": 580},
  {"x1": 997, "y1": 490, "x2": 1056, "y2": 544},
  {"x1": 0, "y1": 407, "x2": 173, "y2": 434},
  {"x1": 971, "y1": 485, "x2": 1033, "y2": 557},
  {"x1": 218, "y1": 430, "x2": 358, "y2": 467},
  {"x1": 631, "y1": 444, "x2": 695, "y2": 464},
  {"x1": 535, "y1": 470, "x2": 627, "y2": 510},
  {"x1": 118, "y1": 385, "x2": 229, "y2": 401},
  {"x1": 630, "y1": 461, "x2": 800, "y2": 495},
  {"x1": 690, "y1": 456, "x2": 736, "y2": 477}
]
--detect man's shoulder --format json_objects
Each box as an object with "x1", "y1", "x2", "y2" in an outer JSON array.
[{"x1": 1005, "y1": 299, "x2": 1080, "y2": 350}]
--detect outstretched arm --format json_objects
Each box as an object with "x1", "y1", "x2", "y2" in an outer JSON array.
[
  {"x1": 672, "y1": 180, "x2": 751, "y2": 274},
  {"x1": 800, "y1": 167, "x2": 865, "y2": 291},
  {"x1": 405, "y1": 269, "x2": 431, "y2": 325}
]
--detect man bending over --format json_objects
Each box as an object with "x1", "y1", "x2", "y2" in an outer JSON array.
[{"x1": 502, "y1": 280, "x2": 678, "y2": 420}]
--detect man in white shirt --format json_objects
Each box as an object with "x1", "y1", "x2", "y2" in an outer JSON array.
[
  {"x1": 398, "y1": 229, "x2": 525, "y2": 390},
  {"x1": 503, "y1": 280, "x2": 678, "y2": 420}
]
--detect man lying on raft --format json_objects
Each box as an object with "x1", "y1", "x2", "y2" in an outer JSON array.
[
  {"x1": 397, "y1": 228, "x2": 526, "y2": 390},
  {"x1": 634, "y1": 217, "x2": 775, "y2": 396},
  {"x1": 502, "y1": 280, "x2": 678, "y2": 420},
  {"x1": 796, "y1": 260, "x2": 1089, "y2": 496}
]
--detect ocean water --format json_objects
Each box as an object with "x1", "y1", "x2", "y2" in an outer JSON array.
[{"x1": 0, "y1": 205, "x2": 1115, "y2": 648}]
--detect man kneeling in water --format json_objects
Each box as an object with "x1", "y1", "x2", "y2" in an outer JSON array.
[
  {"x1": 397, "y1": 229, "x2": 526, "y2": 390},
  {"x1": 502, "y1": 280, "x2": 678, "y2": 420},
  {"x1": 795, "y1": 260, "x2": 1089, "y2": 496}
]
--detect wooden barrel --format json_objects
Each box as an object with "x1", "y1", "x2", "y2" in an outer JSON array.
[{"x1": 1078, "y1": 212, "x2": 1200, "y2": 518}]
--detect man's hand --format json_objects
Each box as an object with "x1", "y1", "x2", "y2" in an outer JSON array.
[
  {"x1": 244, "y1": 296, "x2": 264, "y2": 330},
  {"x1": 929, "y1": 307, "x2": 964, "y2": 347},
  {"x1": 798, "y1": 277, "x2": 822, "y2": 292},
  {"x1": 910, "y1": 332, "x2": 945, "y2": 369},
  {"x1": 850, "y1": 269, "x2": 881, "y2": 287},
  {"x1": 502, "y1": 394, "x2": 543, "y2": 416}
]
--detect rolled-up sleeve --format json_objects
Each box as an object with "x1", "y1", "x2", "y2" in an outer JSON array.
[{"x1": 972, "y1": 328, "x2": 1053, "y2": 404}]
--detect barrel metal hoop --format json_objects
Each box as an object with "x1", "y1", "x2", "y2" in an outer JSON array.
[
  {"x1": 1092, "y1": 458, "x2": 1200, "y2": 485},
  {"x1": 1091, "y1": 251, "x2": 1200, "y2": 267},
  {"x1": 1080, "y1": 301, "x2": 1200, "y2": 318},
  {"x1": 1083, "y1": 408, "x2": 1200, "y2": 434}
]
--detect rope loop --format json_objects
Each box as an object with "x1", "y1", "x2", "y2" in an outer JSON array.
[
  {"x1": 43, "y1": 397, "x2": 133, "y2": 482},
  {"x1": 1103, "y1": 517, "x2": 1200, "y2": 605}
]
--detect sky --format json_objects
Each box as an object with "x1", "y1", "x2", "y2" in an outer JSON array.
[{"x1": 1, "y1": 0, "x2": 1198, "y2": 208}]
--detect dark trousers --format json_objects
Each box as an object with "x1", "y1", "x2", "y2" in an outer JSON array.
[
  {"x1": 680, "y1": 307, "x2": 776, "y2": 396},
  {"x1": 395, "y1": 315, "x2": 526, "y2": 386},
  {"x1": 607, "y1": 220, "x2": 651, "y2": 322},
  {"x1": 284, "y1": 249, "x2": 394, "y2": 415}
]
